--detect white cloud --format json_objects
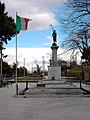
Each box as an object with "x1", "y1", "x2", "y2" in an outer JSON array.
[
  {"x1": 3, "y1": 48, "x2": 81, "y2": 72},
  {"x1": 30, "y1": 12, "x2": 57, "y2": 30},
  {"x1": 43, "y1": 42, "x2": 51, "y2": 46},
  {"x1": 47, "y1": 36, "x2": 52, "y2": 41},
  {"x1": 43, "y1": 35, "x2": 52, "y2": 46},
  {"x1": 3, "y1": 48, "x2": 51, "y2": 72},
  {"x1": 1, "y1": 0, "x2": 65, "y2": 30}
]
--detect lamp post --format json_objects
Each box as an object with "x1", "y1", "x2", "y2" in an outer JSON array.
[
  {"x1": 42, "y1": 56, "x2": 45, "y2": 76},
  {"x1": 80, "y1": 58, "x2": 84, "y2": 89},
  {"x1": 23, "y1": 58, "x2": 25, "y2": 76},
  {"x1": 0, "y1": 40, "x2": 6, "y2": 84},
  {"x1": 0, "y1": 47, "x2": 2, "y2": 84}
]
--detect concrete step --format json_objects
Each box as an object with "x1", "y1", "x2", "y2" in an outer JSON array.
[{"x1": 25, "y1": 86, "x2": 82, "y2": 95}]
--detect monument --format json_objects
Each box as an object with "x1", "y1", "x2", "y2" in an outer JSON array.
[{"x1": 48, "y1": 28, "x2": 61, "y2": 80}]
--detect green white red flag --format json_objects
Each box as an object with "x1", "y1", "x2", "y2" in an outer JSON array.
[{"x1": 16, "y1": 15, "x2": 31, "y2": 31}]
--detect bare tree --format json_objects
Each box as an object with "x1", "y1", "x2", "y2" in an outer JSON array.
[
  {"x1": 61, "y1": 0, "x2": 90, "y2": 32},
  {"x1": 60, "y1": 0, "x2": 90, "y2": 62}
]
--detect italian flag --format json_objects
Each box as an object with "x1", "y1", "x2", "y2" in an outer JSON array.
[{"x1": 16, "y1": 15, "x2": 31, "y2": 31}]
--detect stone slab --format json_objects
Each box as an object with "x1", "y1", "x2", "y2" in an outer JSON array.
[{"x1": 48, "y1": 66, "x2": 61, "y2": 80}]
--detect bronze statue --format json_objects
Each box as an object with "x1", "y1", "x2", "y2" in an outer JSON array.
[
  {"x1": 50, "y1": 24, "x2": 57, "y2": 43},
  {"x1": 52, "y1": 30, "x2": 57, "y2": 43}
]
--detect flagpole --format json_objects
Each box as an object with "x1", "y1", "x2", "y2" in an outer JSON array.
[
  {"x1": 16, "y1": 12, "x2": 18, "y2": 95},
  {"x1": 15, "y1": 14, "x2": 31, "y2": 95}
]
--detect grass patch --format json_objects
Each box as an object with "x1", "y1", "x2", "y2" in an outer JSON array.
[
  {"x1": 69, "y1": 66, "x2": 82, "y2": 73},
  {"x1": 17, "y1": 76, "x2": 44, "y2": 81},
  {"x1": 0, "y1": 83, "x2": 7, "y2": 88}
]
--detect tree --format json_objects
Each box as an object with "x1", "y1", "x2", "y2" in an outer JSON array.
[
  {"x1": 81, "y1": 47, "x2": 90, "y2": 62},
  {"x1": 18, "y1": 66, "x2": 27, "y2": 77},
  {"x1": 61, "y1": 0, "x2": 90, "y2": 33},
  {"x1": 60, "y1": 0, "x2": 90, "y2": 62},
  {"x1": 2, "y1": 61, "x2": 12, "y2": 77},
  {"x1": 0, "y1": 1, "x2": 16, "y2": 80},
  {"x1": 0, "y1": 1, "x2": 16, "y2": 44},
  {"x1": 62, "y1": 27, "x2": 90, "y2": 61}
]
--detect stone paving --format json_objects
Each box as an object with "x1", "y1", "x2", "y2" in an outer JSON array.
[
  {"x1": 0, "y1": 83, "x2": 90, "y2": 120},
  {"x1": 22, "y1": 79, "x2": 83, "y2": 97}
]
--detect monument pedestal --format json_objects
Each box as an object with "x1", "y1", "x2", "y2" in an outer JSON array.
[
  {"x1": 48, "y1": 66, "x2": 61, "y2": 80},
  {"x1": 48, "y1": 42, "x2": 61, "y2": 80}
]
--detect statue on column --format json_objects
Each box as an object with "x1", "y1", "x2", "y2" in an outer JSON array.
[
  {"x1": 50, "y1": 24, "x2": 57, "y2": 43},
  {"x1": 52, "y1": 30, "x2": 57, "y2": 43}
]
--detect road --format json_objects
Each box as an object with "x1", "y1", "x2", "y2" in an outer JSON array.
[{"x1": 0, "y1": 83, "x2": 90, "y2": 120}]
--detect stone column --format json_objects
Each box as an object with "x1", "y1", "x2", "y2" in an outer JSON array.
[
  {"x1": 48, "y1": 42, "x2": 61, "y2": 80},
  {"x1": 51, "y1": 43, "x2": 59, "y2": 66}
]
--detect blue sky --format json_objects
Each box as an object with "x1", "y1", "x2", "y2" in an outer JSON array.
[
  {"x1": 2, "y1": 0, "x2": 65, "y2": 49},
  {"x1": 5, "y1": 28, "x2": 63, "y2": 48},
  {"x1": 2, "y1": 0, "x2": 81, "y2": 72}
]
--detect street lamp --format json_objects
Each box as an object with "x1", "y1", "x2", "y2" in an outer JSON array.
[
  {"x1": 42, "y1": 56, "x2": 45, "y2": 75},
  {"x1": 0, "y1": 40, "x2": 7, "y2": 84},
  {"x1": 23, "y1": 58, "x2": 25, "y2": 76}
]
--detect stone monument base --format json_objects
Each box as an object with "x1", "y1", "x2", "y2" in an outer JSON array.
[{"x1": 48, "y1": 66, "x2": 61, "y2": 80}]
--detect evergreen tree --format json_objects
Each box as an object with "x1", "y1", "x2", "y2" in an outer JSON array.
[{"x1": 0, "y1": 1, "x2": 16, "y2": 44}]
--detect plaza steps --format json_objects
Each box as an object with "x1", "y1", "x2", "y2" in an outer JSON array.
[
  {"x1": 23, "y1": 79, "x2": 83, "y2": 96},
  {"x1": 81, "y1": 87, "x2": 90, "y2": 94}
]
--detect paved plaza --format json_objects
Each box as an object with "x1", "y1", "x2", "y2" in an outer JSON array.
[{"x1": 0, "y1": 83, "x2": 90, "y2": 120}]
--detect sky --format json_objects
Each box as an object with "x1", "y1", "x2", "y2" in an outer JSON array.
[
  {"x1": 2, "y1": 0, "x2": 65, "y2": 48},
  {"x1": 1, "y1": 0, "x2": 81, "y2": 72}
]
